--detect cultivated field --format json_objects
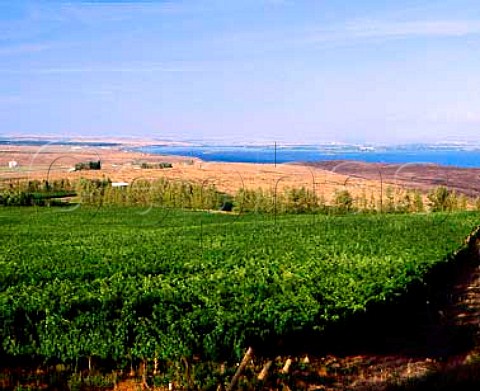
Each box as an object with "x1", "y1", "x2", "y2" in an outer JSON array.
[
  {"x1": 1, "y1": 207, "x2": 480, "y2": 389},
  {"x1": 2, "y1": 144, "x2": 480, "y2": 389}
]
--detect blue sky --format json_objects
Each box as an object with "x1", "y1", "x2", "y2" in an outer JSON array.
[{"x1": 1, "y1": 0, "x2": 480, "y2": 144}]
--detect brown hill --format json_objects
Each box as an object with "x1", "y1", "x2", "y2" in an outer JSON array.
[{"x1": 303, "y1": 160, "x2": 480, "y2": 197}]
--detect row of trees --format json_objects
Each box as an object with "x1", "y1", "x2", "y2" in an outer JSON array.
[
  {"x1": 235, "y1": 185, "x2": 479, "y2": 214},
  {"x1": 0, "y1": 179, "x2": 76, "y2": 206},
  {"x1": 140, "y1": 162, "x2": 173, "y2": 169},
  {"x1": 335, "y1": 186, "x2": 477, "y2": 213},
  {"x1": 75, "y1": 160, "x2": 101, "y2": 171},
  {"x1": 1, "y1": 177, "x2": 479, "y2": 213},
  {"x1": 75, "y1": 178, "x2": 228, "y2": 211}
]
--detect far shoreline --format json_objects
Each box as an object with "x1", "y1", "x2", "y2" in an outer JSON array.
[{"x1": 2, "y1": 140, "x2": 480, "y2": 198}]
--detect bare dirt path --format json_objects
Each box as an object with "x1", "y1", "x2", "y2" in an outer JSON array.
[{"x1": 290, "y1": 233, "x2": 480, "y2": 391}]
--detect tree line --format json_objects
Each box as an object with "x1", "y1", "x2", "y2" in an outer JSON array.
[{"x1": 1, "y1": 177, "x2": 479, "y2": 213}]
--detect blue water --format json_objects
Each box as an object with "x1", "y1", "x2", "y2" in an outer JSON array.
[{"x1": 138, "y1": 145, "x2": 480, "y2": 168}]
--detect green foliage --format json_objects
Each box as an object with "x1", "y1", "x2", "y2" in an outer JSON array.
[
  {"x1": 0, "y1": 179, "x2": 76, "y2": 206},
  {"x1": 75, "y1": 160, "x2": 101, "y2": 171},
  {"x1": 333, "y1": 189, "x2": 353, "y2": 212},
  {"x1": 285, "y1": 187, "x2": 318, "y2": 213},
  {"x1": 0, "y1": 207, "x2": 478, "y2": 370},
  {"x1": 413, "y1": 190, "x2": 425, "y2": 212},
  {"x1": 234, "y1": 186, "x2": 323, "y2": 214},
  {"x1": 384, "y1": 186, "x2": 396, "y2": 213},
  {"x1": 458, "y1": 194, "x2": 469, "y2": 211},
  {"x1": 3, "y1": 177, "x2": 472, "y2": 216},
  {"x1": 427, "y1": 186, "x2": 455, "y2": 212}
]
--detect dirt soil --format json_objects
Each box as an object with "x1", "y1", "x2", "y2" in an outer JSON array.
[
  {"x1": 4, "y1": 145, "x2": 480, "y2": 204},
  {"x1": 304, "y1": 160, "x2": 480, "y2": 197},
  {"x1": 0, "y1": 145, "x2": 384, "y2": 203}
]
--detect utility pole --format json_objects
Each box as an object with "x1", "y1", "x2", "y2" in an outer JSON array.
[{"x1": 274, "y1": 141, "x2": 277, "y2": 167}]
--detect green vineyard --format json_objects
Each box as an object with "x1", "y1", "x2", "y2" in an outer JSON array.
[{"x1": 0, "y1": 207, "x2": 479, "y2": 384}]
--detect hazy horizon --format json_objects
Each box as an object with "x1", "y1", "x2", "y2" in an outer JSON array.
[{"x1": 1, "y1": 1, "x2": 480, "y2": 145}]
